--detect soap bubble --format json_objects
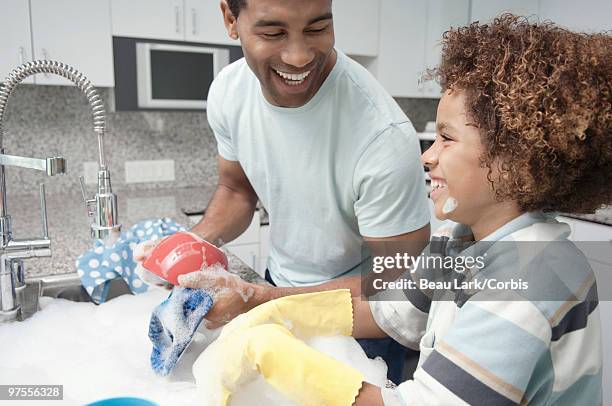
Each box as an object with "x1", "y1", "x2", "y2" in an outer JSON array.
[
  {"x1": 0, "y1": 291, "x2": 199, "y2": 405},
  {"x1": 0, "y1": 290, "x2": 389, "y2": 405}
]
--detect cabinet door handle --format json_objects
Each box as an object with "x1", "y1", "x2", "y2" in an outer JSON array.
[
  {"x1": 417, "y1": 73, "x2": 425, "y2": 93},
  {"x1": 191, "y1": 8, "x2": 197, "y2": 35},
  {"x1": 175, "y1": 6, "x2": 180, "y2": 34},
  {"x1": 41, "y1": 49, "x2": 50, "y2": 77},
  {"x1": 18, "y1": 46, "x2": 26, "y2": 64}
]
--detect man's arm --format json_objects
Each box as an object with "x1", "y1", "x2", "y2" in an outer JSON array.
[
  {"x1": 191, "y1": 156, "x2": 258, "y2": 246},
  {"x1": 180, "y1": 224, "x2": 430, "y2": 328}
]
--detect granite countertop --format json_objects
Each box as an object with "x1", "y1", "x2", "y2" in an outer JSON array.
[
  {"x1": 12, "y1": 183, "x2": 609, "y2": 281},
  {"x1": 9, "y1": 185, "x2": 264, "y2": 284},
  {"x1": 425, "y1": 180, "x2": 612, "y2": 226},
  {"x1": 562, "y1": 206, "x2": 612, "y2": 227}
]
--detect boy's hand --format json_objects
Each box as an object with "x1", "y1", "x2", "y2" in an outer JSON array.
[{"x1": 193, "y1": 323, "x2": 364, "y2": 406}]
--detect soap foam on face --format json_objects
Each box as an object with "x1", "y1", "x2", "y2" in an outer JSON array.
[
  {"x1": 0, "y1": 290, "x2": 388, "y2": 405},
  {"x1": 442, "y1": 195, "x2": 458, "y2": 215}
]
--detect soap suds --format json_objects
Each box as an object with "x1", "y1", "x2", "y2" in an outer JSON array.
[{"x1": 0, "y1": 291, "x2": 388, "y2": 405}]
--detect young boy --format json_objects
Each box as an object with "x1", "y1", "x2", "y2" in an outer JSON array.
[{"x1": 187, "y1": 14, "x2": 610, "y2": 405}]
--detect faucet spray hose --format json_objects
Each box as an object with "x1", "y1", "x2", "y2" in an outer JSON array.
[{"x1": 0, "y1": 60, "x2": 107, "y2": 168}]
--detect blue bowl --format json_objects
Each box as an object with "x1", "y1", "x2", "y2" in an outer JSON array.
[{"x1": 87, "y1": 397, "x2": 158, "y2": 406}]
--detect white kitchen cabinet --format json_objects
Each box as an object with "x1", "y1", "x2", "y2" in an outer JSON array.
[
  {"x1": 112, "y1": 0, "x2": 239, "y2": 45},
  {"x1": 557, "y1": 216, "x2": 612, "y2": 242},
  {"x1": 375, "y1": 0, "x2": 610, "y2": 98},
  {"x1": 556, "y1": 216, "x2": 612, "y2": 282},
  {"x1": 376, "y1": 0, "x2": 427, "y2": 97},
  {"x1": 186, "y1": 210, "x2": 260, "y2": 246},
  {"x1": 225, "y1": 212, "x2": 260, "y2": 273},
  {"x1": 376, "y1": 0, "x2": 468, "y2": 98},
  {"x1": 226, "y1": 243, "x2": 260, "y2": 274},
  {"x1": 184, "y1": 0, "x2": 239, "y2": 45},
  {"x1": 225, "y1": 211, "x2": 260, "y2": 246},
  {"x1": 556, "y1": 216, "x2": 577, "y2": 240},
  {"x1": 423, "y1": 0, "x2": 470, "y2": 97},
  {"x1": 470, "y1": 0, "x2": 539, "y2": 23},
  {"x1": 111, "y1": 0, "x2": 184, "y2": 41},
  {"x1": 30, "y1": 0, "x2": 114, "y2": 87},
  {"x1": 539, "y1": 0, "x2": 611, "y2": 32},
  {"x1": 333, "y1": 0, "x2": 380, "y2": 57},
  {"x1": 186, "y1": 210, "x2": 262, "y2": 273},
  {"x1": 0, "y1": 0, "x2": 34, "y2": 83}
]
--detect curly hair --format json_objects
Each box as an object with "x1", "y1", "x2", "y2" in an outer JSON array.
[{"x1": 432, "y1": 14, "x2": 611, "y2": 214}]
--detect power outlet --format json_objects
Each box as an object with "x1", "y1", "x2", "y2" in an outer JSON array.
[
  {"x1": 125, "y1": 159, "x2": 175, "y2": 183},
  {"x1": 83, "y1": 161, "x2": 99, "y2": 185}
]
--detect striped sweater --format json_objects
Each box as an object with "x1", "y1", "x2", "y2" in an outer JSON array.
[{"x1": 370, "y1": 212, "x2": 602, "y2": 405}]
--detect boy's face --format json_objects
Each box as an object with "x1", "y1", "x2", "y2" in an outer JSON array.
[
  {"x1": 421, "y1": 90, "x2": 503, "y2": 227},
  {"x1": 223, "y1": 0, "x2": 336, "y2": 108}
]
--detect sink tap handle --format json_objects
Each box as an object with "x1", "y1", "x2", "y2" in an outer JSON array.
[
  {"x1": 78, "y1": 176, "x2": 96, "y2": 217},
  {"x1": 78, "y1": 175, "x2": 88, "y2": 201},
  {"x1": 39, "y1": 183, "x2": 48, "y2": 239}
]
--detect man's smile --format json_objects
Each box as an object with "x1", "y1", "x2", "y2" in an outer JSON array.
[{"x1": 274, "y1": 69, "x2": 312, "y2": 85}]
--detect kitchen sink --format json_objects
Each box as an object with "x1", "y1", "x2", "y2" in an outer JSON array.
[
  {"x1": 0, "y1": 279, "x2": 198, "y2": 405},
  {"x1": 14, "y1": 273, "x2": 133, "y2": 321},
  {"x1": 3, "y1": 273, "x2": 383, "y2": 405},
  {"x1": 34, "y1": 273, "x2": 132, "y2": 302}
]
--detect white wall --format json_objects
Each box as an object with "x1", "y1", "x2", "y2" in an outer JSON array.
[{"x1": 539, "y1": 0, "x2": 611, "y2": 32}]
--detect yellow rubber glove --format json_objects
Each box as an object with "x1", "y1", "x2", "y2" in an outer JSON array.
[
  {"x1": 194, "y1": 323, "x2": 364, "y2": 406},
  {"x1": 218, "y1": 288, "x2": 354, "y2": 340}
]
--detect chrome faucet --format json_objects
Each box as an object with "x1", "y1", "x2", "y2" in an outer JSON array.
[
  {"x1": 0, "y1": 183, "x2": 55, "y2": 322},
  {"x1": 0, "y1": 60, "x2": 122, "y2": 322}
]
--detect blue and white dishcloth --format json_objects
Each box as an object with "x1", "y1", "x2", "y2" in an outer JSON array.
[
  {"x1": 149, "y1": 287, "x2": 214, "y2": 376},
  {"x1": 76, "y1": 218, "x2": 187, "y2": 304}
]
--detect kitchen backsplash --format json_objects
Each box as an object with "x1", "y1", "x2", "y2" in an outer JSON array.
[
  {"x1": 2, "y1": 85, "x2": 438, "y2": 196},
  {"x1": 395, "y1": 97, "x2": 438, "y2": 131}
]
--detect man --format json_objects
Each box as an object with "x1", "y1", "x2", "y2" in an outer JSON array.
[{"x1": 186, "y1": 0, "x2": 430, "y2": 383}]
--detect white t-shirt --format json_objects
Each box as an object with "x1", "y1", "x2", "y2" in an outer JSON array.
[{"x1": 207, "y1": 50, "x2": 429, "y2": 286}]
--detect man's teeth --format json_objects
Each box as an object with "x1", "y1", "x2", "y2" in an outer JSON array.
[
  {"x1": 275, "y1": 69, "x2": 311, "y2": 84},
  {"x1": 431, "y1": 179, "x2": 447, "y2": 190}
]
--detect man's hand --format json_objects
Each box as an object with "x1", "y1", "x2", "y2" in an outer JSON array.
[
  {"x1": 178, "y1": 268, "x2": 265, "y2": 329},
  {"x1": 132, "y1": 239, "x2": 174, "y2": 289},
  {"x1": 132, "y1": 239, "x2": 159, "y2": 263}
]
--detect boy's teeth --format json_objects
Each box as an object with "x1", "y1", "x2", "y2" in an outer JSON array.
[{"x1": 431, "y1": 179, "x2": 447, "y2": 190}]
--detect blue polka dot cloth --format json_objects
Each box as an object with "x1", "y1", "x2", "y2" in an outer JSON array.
[
  {"x1": 149, "y1": 287, "x2": 213, "y2": 376},
  {"x1": 76, "y1": 218, "x2": 187, "y2": 304}
]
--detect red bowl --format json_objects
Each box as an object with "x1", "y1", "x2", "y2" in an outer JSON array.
[{"x1": 142, "y1": 232, "x2": 228, "y2": 286}]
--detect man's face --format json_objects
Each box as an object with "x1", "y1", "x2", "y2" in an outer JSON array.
[{"x1": 227, "y1": 0, "x2": 336, "y2": 108}]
